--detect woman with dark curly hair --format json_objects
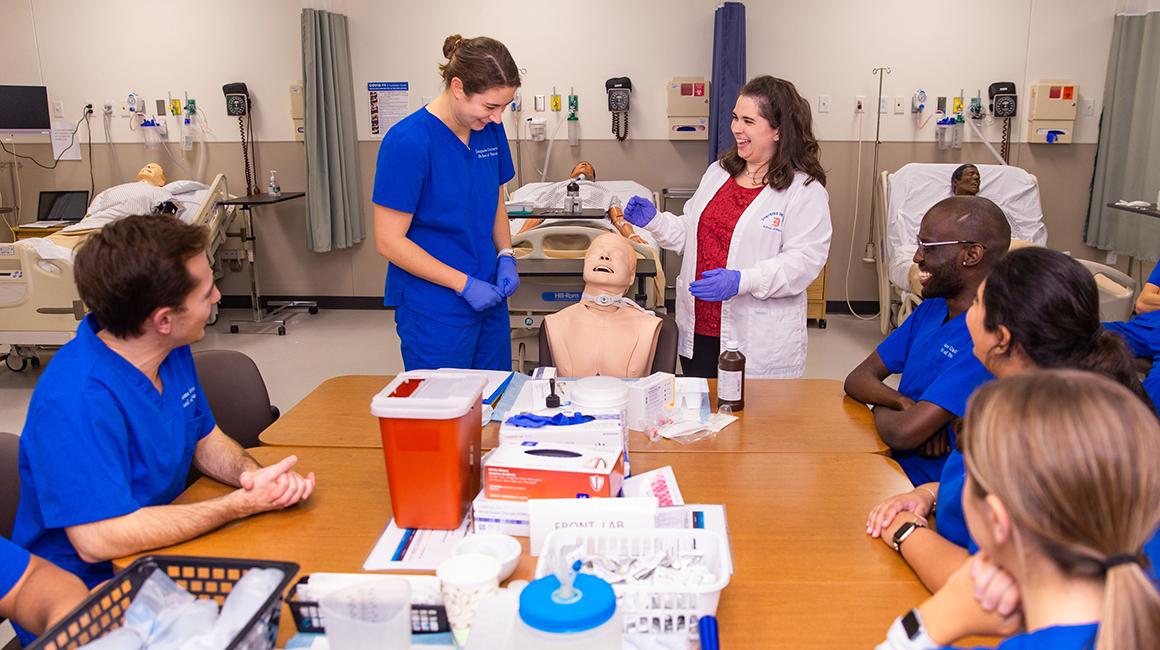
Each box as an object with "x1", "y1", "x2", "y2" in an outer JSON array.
[{"x1": 621, "y1": 76, "x2": 832, "y2": 379}]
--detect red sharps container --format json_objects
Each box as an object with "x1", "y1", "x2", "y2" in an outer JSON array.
[{"x1": 370, "y1": 372, "x2": 488, "y2": 529}]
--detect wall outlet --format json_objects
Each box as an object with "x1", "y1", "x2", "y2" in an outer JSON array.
[
  {"x1": 52, "y1": 101, "x2": 64, "y2": 118},
  {"x1": 102, "y1": 101, "x2": 114, "y2": 117},
  {"x1": 879, "y1": 97, "x2": 889, "y2": 114},
  {"x1": 119, "y1": 102, "x2": 130, "y2": 117},
  {"x1": 818, "y1": 95, "x2": 830, "y2": 113},
  {"x1": 1080, "y1": 98, "x2": 1095, "y2": 116},
  {"x1": 533, "y1": 94, "x2": 546, "y2": 112},
  {"x1": 894, "y1": 96, "x2": 905, "y2": 114},
  {"x1": 855, "y1": 95, "x2": 865, "y2": 113}
]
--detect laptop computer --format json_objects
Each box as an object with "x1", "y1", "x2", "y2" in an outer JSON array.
[{"x1": 37, "y1": 190, "x2": 89, "y2": 222}]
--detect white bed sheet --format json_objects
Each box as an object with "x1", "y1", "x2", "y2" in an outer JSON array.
[
  {"x1": 508, "y1": 179, "x2": 657, "y2": 248},
  {"x1": 887, "y1": 163, "x2": 1047, "y2": 289}
]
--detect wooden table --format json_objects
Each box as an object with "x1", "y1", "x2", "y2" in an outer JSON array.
[
  {"x1": 259, "y1": 375, "x2": 885, "y2": 454},
  {"x1": 118, "y1": 446, "x2": 929, "y2": 648}
]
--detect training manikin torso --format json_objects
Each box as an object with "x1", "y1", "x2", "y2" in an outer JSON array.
[{"x1": 544, "y1": 233, "x2": 662, "y2": 378}]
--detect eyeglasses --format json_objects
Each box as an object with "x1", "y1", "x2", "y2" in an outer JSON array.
[{"x1": 915, "y1": 236, "x2": 986, "y2": 255}]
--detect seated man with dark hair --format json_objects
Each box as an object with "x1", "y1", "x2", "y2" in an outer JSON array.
[
  {"x1": 12, "y1": 214, "x2": 315, "y2": 641},
  {"x1": 845, "y1": 196, "x2": 1011, "y2": 485}
]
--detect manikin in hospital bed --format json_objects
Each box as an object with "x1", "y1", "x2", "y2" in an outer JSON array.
[
  {"x1": 874, "y1": 162, "x2": 1048, "y2": 332},
  {"x1": 0, "y1": 164, "x2": 236, "y2": 370}
]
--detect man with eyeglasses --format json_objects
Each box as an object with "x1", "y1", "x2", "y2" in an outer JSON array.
[{"x1": 845, "y1": 196, "x2": 1011, "y2": 485}]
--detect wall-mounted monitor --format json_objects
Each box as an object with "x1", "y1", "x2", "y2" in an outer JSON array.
[{"x1": 0, "y1": 85, "x2": 51, "y2": 135}]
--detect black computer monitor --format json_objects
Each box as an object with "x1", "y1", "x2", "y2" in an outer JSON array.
[
  {"x1": 37, "y1": 191, "x2": 89, "y2": 221},
  {"x1": 0, "y1": 86, "x2": 52, "y2": 135}
]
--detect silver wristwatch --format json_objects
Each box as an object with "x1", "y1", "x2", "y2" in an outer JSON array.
[{"x1": 891, "y1": 520, "x2": 925, "y2": 552}]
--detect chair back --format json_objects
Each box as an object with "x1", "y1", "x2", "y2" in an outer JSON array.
[
  {"x1": 192, "y1": 350, "x2": 278, "y2": 449},
  {"x1": 1075, "y1": 258, "x2": 1137, "y2": 322},
  {"x1": 0, "y1": 431, "x2": 21, "y2": 538}
]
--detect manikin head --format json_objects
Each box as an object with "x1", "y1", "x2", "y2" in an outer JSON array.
[
  {"x1": 952, "y1": 164, "x2": 980, "y2": 196},
  {"x1": 137, "y1": 163, "x2": 167, "y2": 186},
  {"x1": 583, "y1": 233, "x2": 637, "y2": 296},
  {"x1": 570, "y1": 161, "x2": 596, "y2": 181}
]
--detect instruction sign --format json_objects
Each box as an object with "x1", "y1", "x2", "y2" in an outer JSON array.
[{"x1": 368, "y1": 81, "x2": 409, "y2": 137}]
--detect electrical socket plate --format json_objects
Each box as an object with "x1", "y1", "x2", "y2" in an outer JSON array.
[
  {"x1": 855, "y1": 95, "x2": 865, "y2": 113},
  {"x1": 102, "y1": 101, "x2": 114, "y2": 116},
  {"x1": 1080, "y1": 98, "x2": 1095, "y2": 116},
  {"x1": 818, "y1": 95, "x2": 830, "y2": 113},
  {"x1": 119, "y1": 103, "x2": 130, "y2": 117},
  {"x1": 894, "y1": 96, "x2": 905, "y2": 114},
  {"x1": 534, "y1": 95, "x2": 546, "y2": 112},
  {"x1": 879, "y1": 97, "x2": 889, "y2": 114},
  {"x1": 52, "y1": 101, "x2": 64, "y2": 118}
]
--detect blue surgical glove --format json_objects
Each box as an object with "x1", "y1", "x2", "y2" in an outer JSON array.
[
  {"x1": 496, "y1": 254, "x2": 520, "y2": 297},
  {"x1": 459, "y1": 276, "x2": 505, "y2": 311},
  {"x1": 689, "y1": 268, "x2": 741, "y2": 302},
  {"x1": 623, "y1": 195, "x2": 657, "y2": 227}
]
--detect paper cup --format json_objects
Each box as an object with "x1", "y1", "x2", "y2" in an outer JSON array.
[
  {"x1": 319, "y1": 577, "x2": 411, "y2": 649},
  {"x1": 436, "y1": 553, "x2": 502, "y2": 645}
]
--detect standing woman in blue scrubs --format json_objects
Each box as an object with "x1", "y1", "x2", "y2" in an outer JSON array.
[{"x1": 373, "y1": 34, "x2": 521, "y2": 370}]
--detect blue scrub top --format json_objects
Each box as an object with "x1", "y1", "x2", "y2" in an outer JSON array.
[
  {"x1": 0, "y1": 537, "x2": 31, "y2": 601},
  {"x1": 935, "y1": 449, "x2": 975, "y2": 552},
  {"x1": 13, "y1": 315, "x2": 216, "y2": 588},
  {"x1": 372, "y1": 107, "x2": 515, "y2": 326},
  {"x1": 948, "y1": 622, "x2": 1097, "y2": 649},
  {"x1": 877, "y1": 298, "x2": 994, "y2": 481}
]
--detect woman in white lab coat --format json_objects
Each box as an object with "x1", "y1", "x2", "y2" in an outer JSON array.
[{"x1": 623, "y1": 76, "x2": 832, "y2": 378}]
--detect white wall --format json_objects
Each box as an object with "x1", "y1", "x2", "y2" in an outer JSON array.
[{"x1": 1, "y1": 0, "x2": 1118, "y2": 146}]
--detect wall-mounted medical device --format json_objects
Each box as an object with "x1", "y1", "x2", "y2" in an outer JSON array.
[
  {"x1": 666, "y1": 76, "x2": 710, "y2": 140},
  {"x1": 988, "y1": 82, "x2": 1018, "y2": 118},
  {"x1": 606, "y1": 77, "x2": 632, "y2": 141},
  {"x1": 1028, "y1": 80, "x2": 1077, "y2": 144}
]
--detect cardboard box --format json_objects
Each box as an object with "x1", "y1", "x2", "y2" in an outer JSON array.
[
  {"x1": 472, "y1": 490, "x2": 530, "y2": 536},
  {"x1": 627, "y1": 372, "x2": 674, "y2": 430},
  {"x1": 483, "y1": 442, "x2": 624, "y2": 501}
]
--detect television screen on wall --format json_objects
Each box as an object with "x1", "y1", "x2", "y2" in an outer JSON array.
[{"x1": 0, "y1": 85, "x2": 51, "y2": 135}]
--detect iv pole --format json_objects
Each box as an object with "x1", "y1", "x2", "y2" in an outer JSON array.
[{"x1": 867, "y1": 66, "x2": 891, "y2": 262}]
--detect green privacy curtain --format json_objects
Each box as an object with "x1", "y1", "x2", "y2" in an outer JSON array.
[
  {"x1": 1084, "y1": 10, "x2": 1160, "y2": 260},
  {"x1": 301, "y1": 9, "x2": 365, "y2": 252}
]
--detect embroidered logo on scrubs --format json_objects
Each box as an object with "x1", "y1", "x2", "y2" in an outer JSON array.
[
  {"x1": 181, "y1": 386, "x2": 197, "y2": 408},
  {"x1": 760, "y1": 210, "x2": 785, "y2": 232},
  {"x1": 475, "y1": 146, "x2": 499, "y2": 159},
  {"x1": 941, "y1": 343, "x2": 959, "y2": 359}
]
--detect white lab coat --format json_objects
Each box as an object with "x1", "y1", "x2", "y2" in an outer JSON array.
[{"x1": 645, "y1": 163, "x2": 832, "y2": 378}]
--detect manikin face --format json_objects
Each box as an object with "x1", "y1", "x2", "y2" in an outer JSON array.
[
  {"x1": 583, "y1": 233, "x2": 636, "y2": 295},
  {"x1": 912, "y1": 209, "x2": 969, "y2": 300},
  {"x1": 571, "y1": 161, "x2": 596, "y2": 180},
  {"x1": 137, "y1": 163, "x2": 167, "y2": 186},
  {"x1": 954, "y1": 166, "x2": 981, "y2": 195},
  {"x1": 731, "y1": 95, "x2": 779, "y2": 166},
  {"x1": 451, "y1": 80, "x2": 516, "y2": 131}
]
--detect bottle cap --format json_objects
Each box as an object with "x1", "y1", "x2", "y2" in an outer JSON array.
[
  {"x1": 725, "y1": 340, "x2": 740, "y2": 351},
  {"x1": 518, "y1": 573, "x2": 616, "y2": 634}
]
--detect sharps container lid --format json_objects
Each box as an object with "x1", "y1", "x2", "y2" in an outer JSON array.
[
  {"x1": 370, "y1": 372, "x2": 487, "y2": 420},
  {"x1": 518, "y1": 573, "x2": 616, "y2": 634}
]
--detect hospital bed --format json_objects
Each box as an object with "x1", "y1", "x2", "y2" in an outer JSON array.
[
  {"x1": 0, "y1": 173, "x2": 237, "y2": 371},
  {"x1": 873, "y1": 163, "x2": 1048, "y2": 334},
  {"x1": 506, "y1": 179, "x2": 665, "y2": 372}
]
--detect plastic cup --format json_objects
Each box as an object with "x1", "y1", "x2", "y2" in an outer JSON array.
[
  {"x1": 437, "y1": 553, "x2": 502, "y2": 646},
  {"x1": 319, "y1": 578, "x2": 411, "y2": 649}
]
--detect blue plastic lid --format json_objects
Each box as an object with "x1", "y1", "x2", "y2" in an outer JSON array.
[{"x1": 518, "y1": 573, "x2": 617, "y2": 633}]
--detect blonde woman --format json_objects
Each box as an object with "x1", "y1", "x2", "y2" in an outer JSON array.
[{"x1": 878, "y1": 370, "x2": 1160, "y2": 649}]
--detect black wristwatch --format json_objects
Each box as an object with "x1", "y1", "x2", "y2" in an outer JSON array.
[{"x1": 891, "y1": 519, "x2": 925, "y2": 552}]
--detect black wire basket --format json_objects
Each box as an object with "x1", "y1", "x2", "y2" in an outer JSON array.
[{"x1": 27, "y1": 555, "x2": 299, "y2": 650}]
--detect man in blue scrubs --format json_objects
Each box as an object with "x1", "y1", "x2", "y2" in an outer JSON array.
[
  {"x1": 12, "y1": 216, "x2": 315, "y2": 641},
  {"x1": 844, "y1": 196, "x2": 1011, "y2": 485},
  {"x1": 0, "y1": 537, "x2": 88, "y2": 636},
  {"x1": 372, "y1": 35, "x2": 521, "y2": 371}
]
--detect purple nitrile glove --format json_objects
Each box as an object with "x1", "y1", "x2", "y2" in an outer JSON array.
[
  {"x1": 496, "y1": 254, "x2": 520, "y2": 297},
  {"x1": 623, "y1": 195, "x2": 657, "y2": 227},
  {"x1": 459, "y1": 276, "x2": 505, "y2": 311},
  {"x1": 688, "y1": 268, "x2": 741, "y2": 302}
]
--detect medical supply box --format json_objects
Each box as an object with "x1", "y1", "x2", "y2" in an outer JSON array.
[
  {"x1": 472, "y1": 490, "x2": 531, "y2": 536},
  {"x1": 627, "y1": 372, "x2": 675, "y2": 430},
  {"x1": 483, "y1": 442, "x2": 624, "y2": 501},
  {"x1": 498, "y1": 411, "x2": 625, "y2": 450},
  {"x1": 371, "y1": 372, "x2": 488, "y2": 529}
]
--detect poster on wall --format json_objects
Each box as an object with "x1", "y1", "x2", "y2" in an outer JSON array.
[{"x1": 369, "y1": 82, "x2": 409, "y2": 137}]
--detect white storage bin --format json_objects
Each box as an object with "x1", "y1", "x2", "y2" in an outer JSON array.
[{"x1": 533, "y1": 528, "x2": 729, "y2": 634}]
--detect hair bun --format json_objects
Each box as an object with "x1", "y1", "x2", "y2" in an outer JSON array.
[{"x1": 442, "y1": 34, "x2": 464, "y2": 59}]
